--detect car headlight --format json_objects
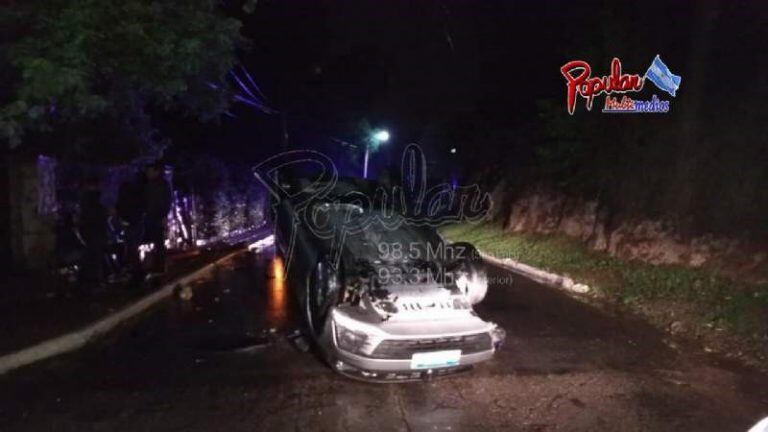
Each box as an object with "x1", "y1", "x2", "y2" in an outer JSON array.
[{"x1": 334, "y1": 322, "x2": 372, "y2": 355}]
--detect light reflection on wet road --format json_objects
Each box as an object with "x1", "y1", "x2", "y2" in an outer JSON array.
[
  {"x1": 265, "y1": 255, "x2": 289, "y2": 329},
  {"x1": 1, "y1": 248, "x2": 767, "y2": 431}
]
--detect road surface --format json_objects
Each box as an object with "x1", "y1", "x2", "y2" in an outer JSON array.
[{"x1": 1, "y1": 248, "x2": 767, "y2": 431}]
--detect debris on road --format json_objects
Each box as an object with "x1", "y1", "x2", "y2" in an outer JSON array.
[
  {"x1": 669, "y1": 321, "x2": 685, "y2": 335},
  {"x1": 198, "y1": 335, "x2": 271, "y2": 354},
  {"x1": 178, "y1": 285, "x2": 194, "y2": 301},
  {"x1": 286, "y1": 330, "x2": 310, "y2": 352}
]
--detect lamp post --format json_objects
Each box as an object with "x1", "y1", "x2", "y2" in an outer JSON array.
[{"x1": 363, "y1": 129, "x2": 390, "y2": 179}]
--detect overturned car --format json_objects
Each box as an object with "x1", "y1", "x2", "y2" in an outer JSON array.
[{"x1": 270, "y1": 177, "x2": 505, "y2": 381}]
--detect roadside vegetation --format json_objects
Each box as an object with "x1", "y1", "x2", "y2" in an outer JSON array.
[{"x1": 441, "y1": 223, "x2": 768, "y2": 361}]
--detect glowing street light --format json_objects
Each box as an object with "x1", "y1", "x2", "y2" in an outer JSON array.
[
  {"x1": 363, "y1": 129, "x2": 390, "y2": 179},
  {"x1": 373, "y1": 130, "x2": 390, "y2": 143}
]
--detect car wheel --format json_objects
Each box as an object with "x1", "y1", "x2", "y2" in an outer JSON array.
[
  {"x1": 449, "y1": 242, "x2": 488, "y2": 305},
  {"x1": 306, "y1": 257, "x2": 343, "y2": 336}
]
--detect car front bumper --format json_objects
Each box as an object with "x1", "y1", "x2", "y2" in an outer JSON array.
[{"x1": 326, "y1": 308, "x2": 505, "y2": 381}]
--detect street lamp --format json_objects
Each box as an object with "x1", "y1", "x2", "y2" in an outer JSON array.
[
  {"x1": 363, "y1": 129, "x2": 390, "y2": 179},
  {"x1": 373, "y1": 130, "x2": 390, "y2": 143}
]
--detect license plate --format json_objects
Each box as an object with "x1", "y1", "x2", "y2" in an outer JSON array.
[{"x1": 410, "y1": 350, "x2": 461, "y2": 369}]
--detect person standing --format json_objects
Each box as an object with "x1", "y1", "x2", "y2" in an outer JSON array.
[
  {"x1": 143, "y1": 162, "x2": 172, "y2": 275},
  {"x1": 78, "y1": 176, "x2": 108, "y2": 291},
  {"x1": 116, "y1": 171, "x2": 145, "y2": 282}
]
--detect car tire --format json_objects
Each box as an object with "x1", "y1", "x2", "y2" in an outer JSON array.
[
  {"x1": 450, "y1": 242, "x2": 488, "y2": 305},
  {"x1": 306, "y1": 256, "x2": 343, "y2": 336}
]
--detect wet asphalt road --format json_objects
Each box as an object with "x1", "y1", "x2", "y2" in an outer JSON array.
[{"x1": 1, "y1": 249, "x2": 767, "y2": 431}]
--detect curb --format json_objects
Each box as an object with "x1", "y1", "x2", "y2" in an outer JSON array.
[
  {"x1": 0, "y1": 249, "x2": 243, "y2": 376},
  {"x1": 478, "y1": 249, "x2": 591, "y2": 295}
]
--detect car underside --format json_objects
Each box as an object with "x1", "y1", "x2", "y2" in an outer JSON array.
[
  {"x1": 293, "y1": 216, "x2": 503, "y2": 380},
  {"x1": 269, "y1": 179, "x2": 505, "y2": 381}
]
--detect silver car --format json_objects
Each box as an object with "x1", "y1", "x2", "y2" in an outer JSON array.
[{"x1": 273, "y1": 180, "x2": 505, "y2": 381}]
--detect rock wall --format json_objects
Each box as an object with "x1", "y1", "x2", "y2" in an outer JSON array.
[
  {"x1": 8, "y1": 155, "x2": 56, "y2": 270},
  {"x1": 499, "y1": 189, "x2": 768, "y2": 284}
]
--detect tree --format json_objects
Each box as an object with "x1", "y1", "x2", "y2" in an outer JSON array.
[{"x1": 0, "y1": 0, "x2": 245, "y2": 150}]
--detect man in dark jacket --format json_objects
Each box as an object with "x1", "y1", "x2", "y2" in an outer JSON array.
[
  {"x1": 78, "y1": 177, "x2": 108, "y2": 290},
  {"x1": 116, "y1": 172, "x2": 145, "y2": 280},
  {"x1": 143, "y1": 162, "x2": 172, "y2": 274}
]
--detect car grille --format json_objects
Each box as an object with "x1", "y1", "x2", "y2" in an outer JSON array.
[{"x1": 370, "y1": 333, "x2": 492, "y2": 359}]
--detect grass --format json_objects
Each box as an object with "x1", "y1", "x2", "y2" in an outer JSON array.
[{"x1": 440, "y1": 223, "x2": 768, "y2": 340}]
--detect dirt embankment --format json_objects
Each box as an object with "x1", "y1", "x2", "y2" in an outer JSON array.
[{"x1": 493, "y1": 187, "x2": 768, "y2": 285}]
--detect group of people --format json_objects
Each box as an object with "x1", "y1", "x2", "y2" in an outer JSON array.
[{"x1": 60, "y1": 162, "x2": 172, "y2": 291}]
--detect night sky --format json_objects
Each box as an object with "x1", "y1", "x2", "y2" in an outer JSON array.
[{"x1": 163, "y1": 0, "x2": 767, "y2": 169}]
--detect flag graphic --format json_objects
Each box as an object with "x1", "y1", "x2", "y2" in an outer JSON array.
[{"x1": 645, "y1": 55, "x2": 681, "y2": 97}]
